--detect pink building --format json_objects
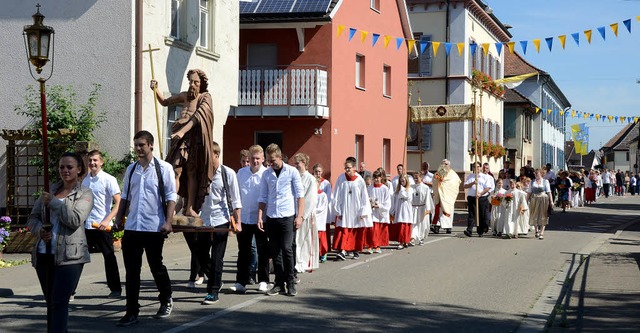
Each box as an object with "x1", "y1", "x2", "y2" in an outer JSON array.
[{"x1": 224, "y1": 0, "x2": 415, "y2": 182}]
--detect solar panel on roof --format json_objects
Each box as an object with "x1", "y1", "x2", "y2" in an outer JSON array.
[
  {"x1": 292, "y1": 0, "x2": 332, "y2": 13},
  {"x1": 239, "y1": 1, "x2": 259, "y2": 14},
  {"x1": 255, "y1": 0, "x2": 296, "y2": 13}
]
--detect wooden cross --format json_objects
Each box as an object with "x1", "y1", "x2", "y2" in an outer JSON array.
[{"x1": 142, "y1": 44, "x2": 163, "y2": 157}]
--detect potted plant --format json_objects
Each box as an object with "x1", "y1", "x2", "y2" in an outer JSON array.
[
  {"x1": 0, "y1": 216, "x2": 11, "y2": 258},
  {"x1": 112, "y1": 229, "x2": 124, "y2": 252}
]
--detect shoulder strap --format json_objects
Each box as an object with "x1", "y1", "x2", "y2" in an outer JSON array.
[
  {"x1": 124, "y1": 162, "x2": 138, "y2": 213},
  {"x1": 220, "y1": 165, "x2": 233, "y2": 215},
  {"x1": 154, "y1": 158, "x2": 168, "y2": 214}
]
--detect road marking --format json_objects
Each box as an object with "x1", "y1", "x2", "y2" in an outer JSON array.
[
  {"x1": 163, "y1": 296, "x2": 269, "y2": 333},
  {"x1": 340, "y1": 237, "x2": 451, "y2": 270}
]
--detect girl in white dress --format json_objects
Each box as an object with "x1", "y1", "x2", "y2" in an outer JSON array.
[{"x1": 389, "y1": 174, "x2": 414, "y2": 249}]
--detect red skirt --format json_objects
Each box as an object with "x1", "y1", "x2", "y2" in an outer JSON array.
[
  {"x1": 318, "y1": 231, "x2": 329, "y2": 256},
  {"x1": 389, "y1": 222, "x2": 412, "y2": 244},
  {"x1": 333, "y1": 227, "x2": 366, "y2": 252},
  {"x1": 431, "y1": 204, "x2": 441, "y2": 225},
  {"x1": 325, "y1": 223, "x2": 332, "y2": 250},
  {"x1": 367, "y1": 222, "x2": 389, "y2": 248},
  {"x1": 585, "y1": 188, "x2": 596, "y2": 202}
]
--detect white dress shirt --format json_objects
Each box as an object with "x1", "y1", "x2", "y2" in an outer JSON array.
[
  {"x1": 258, "y1": 163, "x2": 304, "y2": 218},
  {"x1": 237, "y1": 165, "x2": 266, "y2": 225},
  {"x1": 121, "y1": 159, "x2": 177, "y2": 232},
  {"x1": 201, "y1": 165, "x2": 242, "y2": 227},
  {"x1": 465, "y1": 173, "x2": 495, "y2": 197},
  {"x1": 82, "y1": 170, "x2": 121, "y2": 229}
]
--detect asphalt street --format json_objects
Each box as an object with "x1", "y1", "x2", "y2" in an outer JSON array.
[{"x1": 0, "y1": 194, "x2": 638, "y2": 332}]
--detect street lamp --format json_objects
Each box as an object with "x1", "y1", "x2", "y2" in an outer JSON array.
[{"x1": 22, "y1": 3, "x2": 55, "y2": 200}]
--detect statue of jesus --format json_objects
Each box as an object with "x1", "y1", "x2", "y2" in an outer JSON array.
[{"x1": 150, "y1": 69, "x2": 214, "y2": 216}]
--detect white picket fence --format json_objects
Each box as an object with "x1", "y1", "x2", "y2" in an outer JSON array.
[{"x1": 239, "y1": 67, "x2": 328, "y2": 107}]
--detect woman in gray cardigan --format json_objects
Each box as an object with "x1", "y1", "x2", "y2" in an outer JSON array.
[{"x1": 28, "y1": 151, "x2": 94, "y2": 333}]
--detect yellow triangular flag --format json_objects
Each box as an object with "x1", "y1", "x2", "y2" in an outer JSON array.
[
  {"x1": 571, "y1": 110, "x2": 576, "y2": 118},
  {"x1": 337, "y1": 25, "x2": 346, "y2": 38},
  {"x1": 533, "y1": 39, "x2": 541, "y2": 53},
  {"x1": 457, "y1": 42, "x2": 465, "y2": 56},
  {"x1": 481, "y1": 43, "x2": 490, "y2": 55},
  {"x1": 507, "y1": 41, "x2": 515, "y2": 54},
  {"x1": 535, "y1": 107, "x2": 540, "y2": 113},
  {"x1": 407, "y1": 40, "x2": 416, "y2": 53},
  {"x1": 635, "y1": 117, "x2": 639, "y2": 123},
  {"x1": 558, "y1": 35, "x2": 566, "y2": 49},
  {"x1": 360, "y1": 31, "x2": 369, "y2": 43},
  {"x1": 637, "y1": 16, "x2": 640, "y2": 22},
  {"x1": 432, "y1": 41, "x2": 441, "y2": 57},
  {"x1": 583, "y1": 113, "x2": 588, "y2": 119},
  {"x1": 585, "y1": 30, "x2": 592, "y2": 44},
  {"x1": 621, "y1": 116, "x2": 626, "y2": 122},
  {"x1": 560, "y1": 110, "x2": 565, "y2": 116},
  {"x1": 383, "y1": 35, "x2": 392, "y2": 48},
  {"x1": 547, "y1": 109, "x2": 552, "y2": 115},
  {"x1": 608, "y1": 115, "x2": 614, "y2": 122},
  {"x1": 610, "y1": 23, "x2": 619, "y2": 37},
  {"x1": 596, "y1": 114, "x2": 601, "y2": 121}
]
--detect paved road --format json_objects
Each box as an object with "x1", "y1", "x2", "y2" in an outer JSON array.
[{"x1": 1, "y1": 195, "x2": 638, "y2": 332}]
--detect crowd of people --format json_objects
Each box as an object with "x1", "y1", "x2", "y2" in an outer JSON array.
[{"x1": 26, "y1": 127, "x2": 636, "y2": 330}]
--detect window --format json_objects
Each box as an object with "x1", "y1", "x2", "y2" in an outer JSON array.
[
  {"x1": 383, "y1": 65, "x2": 391, "y2": 97},
  {"x1": 255, "y1": 131, "x2": 283, "y2": 153},
  {"x1": 199, "y1": 0, "x2": 209, "y2": 48},
  {"x1": 166, "y1": 102, "x2": 182, "y2": 158},
  {"x1": 504, "y1": 108, "x2": 516, "y2": 139},
  {"x1": 356, "y1": 54, "x2": 365, "y2": 89},
  {"x1": 419, "y1": 35, "x2": 432, "y2": 76},
  {"x1": 524, "y1": 114, "x2": 532, "y2": 141},
  {"x1": 383, "y1": 139, "x2": 391, "y2": 174},
  {"x1": 355, "y1": 135, "x2": 364, "y2": 165},
  {"x1": 170, "y1": 0, "x2": 180, "y2": 39},
  {"x1": 370, "y1": 0, "x2": 380, "y2": 12},
  {"x1": 496, "y1": 123, "x2": 501, "y2": 145},
  {"x1": 247, "y1": 44, "x2": 278, "y2": 68}
]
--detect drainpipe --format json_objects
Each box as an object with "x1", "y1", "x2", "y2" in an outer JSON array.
[
  {"x1": 134, "y1": 0, "x2": 143, "y2": 132},
  {"x1": 444, "y1": 0, "x2": 450, "y2": 159}
]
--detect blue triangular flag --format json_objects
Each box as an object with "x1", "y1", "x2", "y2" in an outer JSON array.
[
  {"x1": 470, "y1": 43, "x2": 477, "y2": 56},
  {"x1": 348, "y1": 28, "x2": 357, "y2": 41},
  {"x1": 571, "y1": 32, "x2": 580, "y2": 46},
  {"x1": 545, "y1": 37, "x2": 553, "y2": 51},
  {"x1": 420, "y1": 41, "x2": 430, "y2": 54},
  {"x1": 628, "y1": 117, "x2": 633, "y2": 123},
  {"x1": 396, "y1": 37, "x2": 404, "y2": 50},
  {"x1": 445, "y1": 43, "x2": 452, "y2": 57},
  {"x1": 372, "y1": 33, "x2": 380, "y2": 47},
  {"x1": 495, "y1": 42, "x2": 503, "y2": 56},
  {"x1": 615, "y1": 116, "x2": 619, "y2": 122},
  {"x1": 520, "y1": 41, "x2": 528, "y2": 54},
  {"x1": 624, "y1": 19, "x2": 632, "y2": 33},
  {"x1": 589, "y1": 114, "x2": 594, "y2": 120},
  {"x1": 597, "y1": 26, "x2": 606, "y2": 40}
]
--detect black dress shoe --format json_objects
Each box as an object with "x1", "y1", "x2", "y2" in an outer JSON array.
[
  {"x1": 463, "y1": 230, "x2": 472, "y2": 237},
  {"x1": 117, "y1": 313, "x2": 138, "y2": 327}
]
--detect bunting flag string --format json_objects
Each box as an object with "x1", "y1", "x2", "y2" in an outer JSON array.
[
  {"x1": 336, "y1": 16, "x2": 637, "y2": 58},
  {"x1": 528, "y1": 105, "x2": 639, "y2": 125}
]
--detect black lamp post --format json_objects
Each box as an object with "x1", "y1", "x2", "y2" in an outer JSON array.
[
  {"x1": 23, "y1": 5, "x2": 54, "y2": 332},
  {"x1": 23, "y1": 3, "x2": 55, "y2": 224}
]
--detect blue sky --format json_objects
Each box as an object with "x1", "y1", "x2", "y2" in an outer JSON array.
[{"x1": 487, "y1": 0, "x2": 640, "y2": 150}]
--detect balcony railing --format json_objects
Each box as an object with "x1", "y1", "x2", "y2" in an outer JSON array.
[{"x1": 234, "y1": 65, "x2": 329, "y2": 118}]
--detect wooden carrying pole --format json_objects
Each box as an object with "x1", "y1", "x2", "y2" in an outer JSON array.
[{"x1": 142, "y1": 44, "x2": 163, "y2": 157}]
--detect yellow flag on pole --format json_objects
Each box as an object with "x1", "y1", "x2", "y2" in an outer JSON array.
[
  {"x1": 507, "y1": 41, "x2": 515, "y2": 54},
  {"x1": 532, "y1": 39, "x2": 541, "y2": 53},
  {"x1": 610, "y1": 23, "x2": 619, "y2": 37},
  {"x1": 337, "y1": 25, "x2": 346, "y2": 38},
  {"x1": 457, "y1": 43, "x2": 465, "y2": 56},
  {"x1": 585, "y1": 30, "x2": 592, "y2": 43},
  {"x1": 558, "y1": 35, "x2": 566, "y2": 49}
]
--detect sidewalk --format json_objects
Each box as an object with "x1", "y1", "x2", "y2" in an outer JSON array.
[{"x1": 548, "y1": 219, "x2": 640, "y2": 332}]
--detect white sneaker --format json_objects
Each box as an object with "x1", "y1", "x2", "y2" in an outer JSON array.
[
  {"x1": 187, "y1": 281, "x2": 196, "y2": 289},
  {"x1": 195, "y1": 276, "x2": 204, "y2": 285},
  {"x1": 232, "y1": 282, "x2": 247, "y2": 294},
  {"x1": 258, "y1": 282, "x2": 269, "y2": 292}
]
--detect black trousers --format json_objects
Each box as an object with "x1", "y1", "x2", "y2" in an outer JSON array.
[
  {"x1": 85, "y1": 229, "x2": 121, "y2": 292},
  {"x1": 236, "y1": 223, "x2": 270, "y2": 285},
  {"x1": 35, "y1": 253, "x2": 84, "y2": 333},
  {"x1": 183, "y1": 232, "x2": 204, "y2": 281},
  {"x1": 196, "y1": 223, "x2": 230, "y2": 295},
  {"x1": 603, "y1": 184, "x2": 610, "y2": 197},
  {"x1": 265, "y1": 215, "x2": 295, "y2": 288},
  {"x1": 122, "y1": 231, "x2": 172, "y2": 316},
  {"x1": 467, "y1": 196, "x2": 490, "y2": 235}
]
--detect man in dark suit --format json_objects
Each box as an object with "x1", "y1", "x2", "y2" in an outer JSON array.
[{"x1": 502, "y1": 160, "x2": 516, "y2": 180}]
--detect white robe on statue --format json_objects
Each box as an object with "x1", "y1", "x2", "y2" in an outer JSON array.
[
  {"x1": 295, "y1": 171, "x2": 318, "y2": 273},
  {"x1": 411, "y1": 183, "x2": 433, "y2": 241}
]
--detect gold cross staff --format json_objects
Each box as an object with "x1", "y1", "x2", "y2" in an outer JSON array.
[{"x1": 142, "y1": 44, "x2": 163, "y2": 157}]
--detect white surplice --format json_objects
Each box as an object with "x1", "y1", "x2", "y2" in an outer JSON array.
[
  {"x1": 368, "y1": 184, "x2": 391, "y2": 223},
  {"x1": 411, "y1": 183, "x2": 433, "y2": 241},
  {"x1": 331, "y1": 173, "x2": 372, "y2": 228},
  {"x1": 391, "y1": 187, "x2": 414, "y2": 223}
]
